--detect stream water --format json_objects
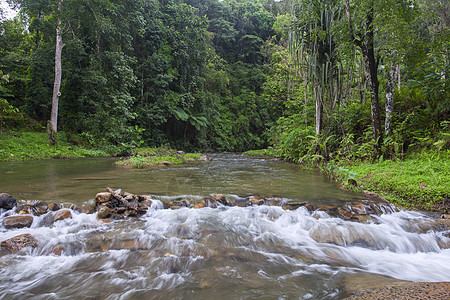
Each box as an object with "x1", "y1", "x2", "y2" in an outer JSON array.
[{"x1": 0, "y1": 154, "x2": 449, "y2": 299}]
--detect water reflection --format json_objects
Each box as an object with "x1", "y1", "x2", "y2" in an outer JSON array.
[{"x1": 0, "y1": 154, "x2": 358, "y2": 205}]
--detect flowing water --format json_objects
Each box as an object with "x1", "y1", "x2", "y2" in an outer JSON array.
[{"x1": 0, "y1": 154, "x2": 449, "y2": 299}]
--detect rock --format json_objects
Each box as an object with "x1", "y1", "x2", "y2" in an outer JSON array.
[
  {"x1": 99, "y1": 219, "x2": 113, "y2": 224},
  {"x1": 161, "y1": 161, "x2": 172, "y2": 166},
  {"x1": 200, "y1": 155, "x2": 211, "y2": 161},
  {"x1": 248, "y1": 196, "x2": 264, "y2": 206},
  {"x1": 97, "y1": 206, "x2": 111, "y2": 219},
  {"x1": 75, "y1": 205, "x2": 96, "y2": 214},
  {"x1": 204, "y1": 197, "x2": 217, "y2": 208},
  {"x1": 3, "y1": 215, "x2": 34, "y2": 229},
  {"x1": 213, "y1": 194, "x2": 230, "y2": 206},
  {"x1": 1, "y1": 234, "x2": 38, "y2": 253},
  {"x1": 47, "y1": 202, "x2": 60, "y2": 211},
  {"x1": 282, "y1": 201, "x2": 310, "y2": 210},
  {"x1": 350, "y1": 204, "x2": 368, "y2": 215},
  {"x1": 50, "y1": 244, "x2": 65, "y2": 255},
  {"x1": 53, "y1": 209, "x2": 72, "y2": 222},
  {"x1": 95, "y1": 192, "x2": 111, "y2": 205},
  {"x1": 39, "y1": 213, "x2": 55, "y2": 227},
  {"x1": 193, "y1": 202, "x2": 206, "y2": 209},
  {"x1": 60, "y1": 202, "x2": 75, "y2": 209},
  {"x1": 0, "y1": 193, "x2": 17, "y2": 210},
  {"x1": 233, "y1": 199, "x2": 250, "y2": 207}
]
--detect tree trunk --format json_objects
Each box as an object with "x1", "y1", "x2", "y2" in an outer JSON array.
[
  {"x1": 385, "y1": 63, "x2": 396, "y2": 136},
  {"x1": 315, "y1": 92, "x2": 323, "y2": 136},
  {"x1": 345, "y1": 0, "x2": 382, "y2": 156},
  {"x1": 364, "y1": 5, "x2": 382, "y2": 150},
  {"x1": 48, "y1": 1, "x2": 64, "y2": 145}
]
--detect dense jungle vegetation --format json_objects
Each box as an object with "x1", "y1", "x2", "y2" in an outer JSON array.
[{"x1": 1, "y1": 0, "x2": 449, "y2": 210}]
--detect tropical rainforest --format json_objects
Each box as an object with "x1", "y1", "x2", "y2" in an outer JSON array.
[{"x1": 0, "y1": 0, "x2": 448, "y2": 160}]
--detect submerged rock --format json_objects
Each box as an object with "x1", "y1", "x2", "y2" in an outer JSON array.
[
  {"x1": 1, "y1": 234, "x2": 38, "y2": 253},
  {"x1": 3, "y1": 215, "x2": 34, "y2": 229},
  {"x1": 0, "y1": 193, "x2": 17, "y2": 210}
]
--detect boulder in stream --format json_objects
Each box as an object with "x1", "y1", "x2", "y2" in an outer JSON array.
[
  {"x1": 0, "y1": 193, "x2": 17, "y2": 210},
  {"x1": 3, "y1": 215, "x2": 34, "y2": 229},
  {"x1": 53, "y1": 209, "x2": 72, "y2": 222},
  {"x1": 1, "y1": 234, "x2": 38, "y2": 253}
]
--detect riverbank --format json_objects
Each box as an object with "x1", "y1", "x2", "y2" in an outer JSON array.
[
  {"x1": 244, "y1": 149, "x2": 450, "y2": 214},
  {"x1": 0, "y1": 132, "x2": 204, "y2": 167},
  {"x1": 0, "y1": 131, "x2": 108, "y2": 161}
]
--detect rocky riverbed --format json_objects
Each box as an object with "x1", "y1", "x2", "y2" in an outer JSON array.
[{"x1": 1, "y1": 190, "x2": 450, "y2": 298}]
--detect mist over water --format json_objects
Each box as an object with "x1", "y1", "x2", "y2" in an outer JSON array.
[{"x1": 1, "y1": 155, "x2": 449, "y2": 299}]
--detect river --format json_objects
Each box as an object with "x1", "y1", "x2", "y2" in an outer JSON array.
[{"x1": 0, "y1": 154, "x2": 449, "y2": 299}]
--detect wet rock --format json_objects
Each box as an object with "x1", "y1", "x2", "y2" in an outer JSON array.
[
  {"x1": 50, "y1": 244, "x2": 65, "y2": 255},
  {"x1": 213, "y1": 194, "x2": 230, "y2": 206},
  {"x1": 60, "y1": 202, "x2": 75, "y2": 209},
  {"x1": 248, "y1": 196, "x2": 264, "y2": 206},
  {"x1": 0, "y1": 193, "x2": 17, "y2": 210},
  {"x1": 204, "y1": 197, "x2": 217, "y2": 208},
  {"x1": 233, "y1": 198, "x2": 250, "y2": 207},
  {"x1": 99, "y1": 219, "x2": 113, "y2": 224},
  {"x1": 3, "y1": 215, "x2": 34, "y2": 229},
  {"x1": 53, "y1": 209, "x2": 72, "y2": 222},
  {"x1": 1, "y1": 234, "x2": 38, "y2": 253},
  {"x1": 316, "y1": 204, "x2": 339, "y2": 213},
  {"x1": 17, "y1": 205, "x2": 47, "y2": 216},
  {"x1": 265, "y1": 198, "x2": 282, "y2": 206},
  {"x1": 97, "y1": 206, "x2": 111, "y2": 219},
  {"x1": 39, "y1": 213, "x2": 55, "y2": 227},
  {"x1": 282, "y1": 201, "x2": 310, "y2": 210},
  {"x1": 95, "y1": 192, "x2": 111, "y2": 205},
  {"x1": 350, "y1": 204, "x2": 367, "y2": 215},
  {"x1": 193, "y1": 202, "x2": 206, "y2": 209},
  {"x1": 47, "y1": 202, "x2": 60, "y2": 211},
  {"x1": 168, "y1": 199, "x2": 190, "y2": 209},
  {"x1": 75, "y1": 205, "x2": 96, "y2": 214}
]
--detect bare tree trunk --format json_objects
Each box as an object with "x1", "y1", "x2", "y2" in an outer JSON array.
[
  {"x1": 48, "y1": 0, "x2": 64, "y2": 145},
  {"x1": 315, "y1": 88, "x2": 323, "y2": 136},
  {"x1": 385, "y1": 63, "x2": 396, "y2": 136}
]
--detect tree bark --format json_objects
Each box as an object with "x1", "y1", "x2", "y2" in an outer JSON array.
[
  {"x1": 315, "y1": 90, "x2": 323, "y2": 136},
  {"x1": 345, "y1": 0, "x2": 382, "y2": 154},
  {"x1": 385, "y1": 63, "x2": 397, "y2": 136},
  {"x1": 48, "y1": 0, "x2": 64, "y2": 145}
]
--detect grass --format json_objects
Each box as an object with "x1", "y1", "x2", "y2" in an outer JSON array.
[
  {"x1": 116, "y1": 147, "x2": 203, "y2": 168},
  {"x1": 0, "y1": 131, "x2": 108, "y2": 161},
  {"x1": 339, "y1": 150, "x2": 450, "y2": 212}
]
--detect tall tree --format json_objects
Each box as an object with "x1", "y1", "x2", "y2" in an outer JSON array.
[
  {"x1": 344, "y1": 0, "x2": 382, "y2": 153},
  {"x1": 48, "y1": 0, "x2": 63, "y2": 144}
]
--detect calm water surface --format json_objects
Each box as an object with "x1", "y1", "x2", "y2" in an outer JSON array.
[
  {"x1": 0, "y1": 154, "x2": 449, "y2": 299},
  {"x1": 0, "y1": 154, "x2": 358, "y2": 205}
]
